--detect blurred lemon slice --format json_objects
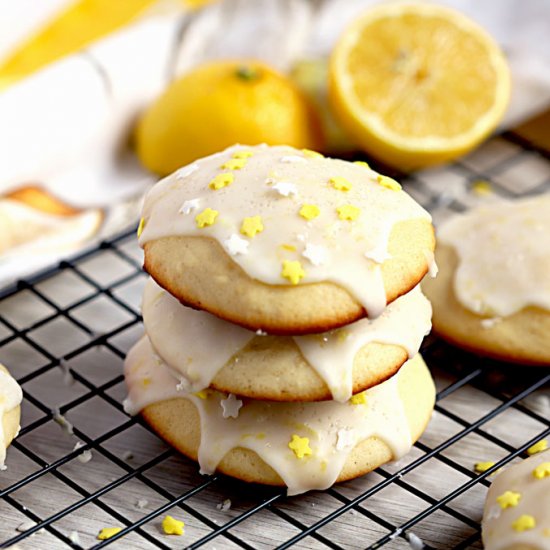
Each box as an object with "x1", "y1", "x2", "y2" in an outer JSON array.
[
  {"x1": 0, "y1": 0, "x2": 217, "y2": 88},
  {"x1": 135, "y1": 60, "x2": 322, "y2": 175},
  {"x1": 329, "y1": 2, "x2": 511, "y2": 170}
]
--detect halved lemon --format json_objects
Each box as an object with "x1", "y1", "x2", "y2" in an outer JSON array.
[{"x1": 329, "y1": 2, "x2": 511, "y2": 170}]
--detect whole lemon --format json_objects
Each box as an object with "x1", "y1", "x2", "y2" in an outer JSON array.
[{"x1": 135, "y1": 60, "x2": 323, "y2": 175}]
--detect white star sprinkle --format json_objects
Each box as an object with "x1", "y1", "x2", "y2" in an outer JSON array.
[
  {"x1": 271, "y1": 181, "x2": 298, "y2": 197},
  {"x1": 336, "y1": 428, "x2": 356, "y2": 451},
  {"x1": 256, "y1": 329, "x2": 267, "y2": 336},
  {"x1": 179, "y1": 198, "x2": 200, "y2": 215},
  {"x1": 224, "y1": 234, "x2": 250, "y2": 256},
  {"x1": 280, "y1": 155, "x2": 307, "y2": 163},
  {"x1": 176, "y1": 163, "x2": 199, "y2": 179},
  {"x1": 364, "y1": 245, "x2": 392, "y2": 264},
  {"x1": 481, "y1": 317, "x2": 502, "y2": 329},
  {"x1": 302, "y1": 243, "x2": 328, "y2": 266},
  {"x1": 220, "y1": 394, "x2": 243, "y2": 419}
]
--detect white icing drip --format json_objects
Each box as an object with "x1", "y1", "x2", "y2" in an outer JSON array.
[
  {"x1": 142, "y1": 279, "x2": 432, "y2": 401},
  {"x1": 140, "y1": 145, "x2": 431, "y2": 317},
  {"x1": 0, "y1": 370, "x2": 22, "y2": 469},
  {"x1": 482, "y1": 450, "x2": 550, "y2": 550},
  {"x1": 124, "y1": 337, "x2": 414, "y2": 496},
  {"x1": 439, "y1": 195, "x2": 550, "y2": 316}
]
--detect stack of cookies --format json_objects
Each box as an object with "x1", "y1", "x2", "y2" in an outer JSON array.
[{"x1": 124, "y1": 144, "x2": 437, "y2": 495}]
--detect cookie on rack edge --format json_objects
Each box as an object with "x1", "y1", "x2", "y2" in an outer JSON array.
[
  {"x1": 139, "y1": 144, "x2": 435, "y2": 335},
  {"x1": 422, "y1": 196, "x2": 550, "y2": 365},
  {"x1": 0, "y1": 363, "x2": 22, "y2": 469}
]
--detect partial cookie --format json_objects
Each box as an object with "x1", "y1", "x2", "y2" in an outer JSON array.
[
  {"x1": 424, "y1": 196, "x2": 550, "y2": 364},
  {"x1": 143, "y1": 278, "x2": 432, "y2": 402},
  {"x1": 482, "y1": 449, "x2": 550, "y2": 550},
  {"x1": 124, "y1": 338, "x2": 435, "y2": 495},
  {"x1": 140, "y1": 144, "x2": 434, "y2": 334},
  {"x1": 0, "y1": 364, "x2": 22, "y2": 468}
]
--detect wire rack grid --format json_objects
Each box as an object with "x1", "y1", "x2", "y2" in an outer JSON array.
[{"x1": 0, "y1": 131, "x2": 549, "y2": 550}]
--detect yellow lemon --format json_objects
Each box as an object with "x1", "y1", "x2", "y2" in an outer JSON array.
[
  {"x1": 135, "y1": 60, "x2": 322, "y2": 175},
  {"x1": 329, "y1": 2, "x2": 511, "y2": 170}
]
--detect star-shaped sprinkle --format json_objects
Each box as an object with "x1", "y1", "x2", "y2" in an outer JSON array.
[
  {"x1": 240, "y1": 216, "x2": 264, "y2": 237},
  {"x1": 232, "y1": 151, "x2": 253, "y2": 159},
  {"x1": 179, "y1": 198, "x2": 200, "y2": 215},
  {"x1": 176, "y1": 163, "x2": 198, "y2": 179},
  {"x1": 194, "y1": 390, "x2": 209, "y2": 400},
  {"x1": 354, "y1": 160, "x2": 370, "y2": 169},
  {"x1": 221, "y1": 158, "x2": 247, "y2": 170},
  {"x1": 336, "y1": 428, "x2": 356, "y2": 451},
  {"x1": 97, "y1": 527, "x2": 122, "y2": 540},
  {"x1": 512, "y1": 515, "x2": 536, "y2": 532},
  {"x1": 209, "y1": 172, "x2": 234, "y2": 190},
  {"x1": 302, "y1": 243, "x2": 328, "y2": 266},
  {"x1": 527, "y1": 439, "x2": 548, "y2": 455},
  {"x1": 337, "y1": 204, "x2": 361, "y2": 221},
  {"x1": 224, "y1": 234, "x2": 249, "y2": 255},
  {"x1": 137, "y1": 217, "x2": 145, "y2": 238},
  {"x1": 162, "y1": 515, "x2": 184, "y2": 535},
  {"x1": 350, "y1": 392, "x2": 367, "y2": 405},
  {"x1": 195, "y1": 208, "x2": 219, "y2": 228},
  {"x1": 496, "y1": 491, "x2": 521, "y2": 509},
  {"x1": 533, "y1": 462, "x2": 550, "y2": 479},
  {"x1": 377, "y1": 174, "x2": 402, "y2": 191},
  {"x1": 302, "y1": 149, "x2": 324, "y2": 159},
  {"x1": 280, "y1": 155, "x2": 306, "y2": 163},
  {"x1": 142, "y1": 377, "x2": 151, "y2": 387},
  {"x1": 220, "y1": 394, "x2": 243, "y2": 418},
  {"x1": 299, "y1": 204, "x2": 320, "y2": 220},
  {"x1": 330, "y1": 176, "x2": 352, "y2": 191},
  {"x1": 281, "y1": 260, "x2": 306, "y2": 284},
  {"x1": 474, "y1": 461, "x2": 495, "y2": 473},
  {"x1": 272, "y1": 181, "x2": 298, "y2": 197},
  {"x1": 288, "y1": 434, "x2": 312, "y2": 459},
  {"x1": 364, "y1": 245, "x2": 392, "y2": 264}
]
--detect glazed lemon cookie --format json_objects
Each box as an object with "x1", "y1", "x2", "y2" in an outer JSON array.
[
  {"x1": 0, "y1": 364, "x2": 22, "y2": 469},
  {"x1": 124, "y1": 338, "x2": 435, "y2": 495},
  {"x1": 482, "y1": 449, "x2": 550, "y2": 549},
  {"x1": 140, "y1": 144, "x2": 434, "y2": 334},
  {"x1": 423, "y1": 195, "x2": 550, "y2": 364},
  {"x1": 142, "y1": 278, "x2": 432, "y2": 402}
]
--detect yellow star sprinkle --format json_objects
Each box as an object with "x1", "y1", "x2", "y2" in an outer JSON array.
[
  {"x1": 527, "y1": 439, "x2": 548, "y2": 455},
  {"x1": 142, "y1": 377, "x2": 151, "y2": 387},
  {"x1": 281, "y1": 260, "x2": 306, "y2": 285},
  {"x1": 377, "y1": 174, "x2": 402, "y2": 191},
  {"x1": 512, "y1": 515, "x2": 536, "y2": 532},
  {"x1": 533, "y1": 462, "x2": 550, "y2": 479},
  {"x1": 195, "y1": 208, "x2": 219, "y2": 228},
  {"x1": 209, "y1": 172, "x2": 234, "y2": 190},
  {"x1": 354, "y1": 161, "x2": 370, "y2": 169},
  {"x1": 194, "y1": 390, "x2": 209, "y2": 400},
  {"x1": 472, "y1": 179, "x2": 492, "y2": 196},
  {"x1": 221, "y1": 158, "x2": 247, "y2": 170},
  {"x1": 337, "y1": 204, "x2": 361, "y2": 221},
  {"x1": 240, "y1": 216, "x2": 264, "y2": 237},
  {"x1": 496, "y1": 491, "x2": 521, "y2": 509},
  {"x1": 137, "y1": 217, "x2": 145, "y2": 238},
  {"x1": 288, "y1": 434, "x2": 312, "y2": 459},
  {"x1": 350, "y1": 392, "x2": 367, "y2": 405},
  {"x1": 162, "y1": 515, "x2": 185, "y2": 536},
  {"x1": 330, "y1": 176, "x2": 353, "y2": 191},
  {"x1": 232, "y1": 151, "x2": 253, "y2": 159},
  {"x1": 97, "y1": 527, "x2": 122, "y2": 540},
  {"x1": 474, "y1": 461, "x2": 495, "y2": 473},
  {"x1": 299, "y1": 204, "x2": 320, "y2": 220},
  {"x1": 302, "y1": 149, "x2": 324, "y2": 159}
]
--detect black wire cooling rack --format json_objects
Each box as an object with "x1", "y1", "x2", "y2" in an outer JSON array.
[{"x1": 0, "y1": 131, "x2": 549, "y2": 549}]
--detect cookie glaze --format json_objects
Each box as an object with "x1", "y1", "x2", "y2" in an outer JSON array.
[{"x1": 0, "y1": 367, "x2": 22, "y2": 469}]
